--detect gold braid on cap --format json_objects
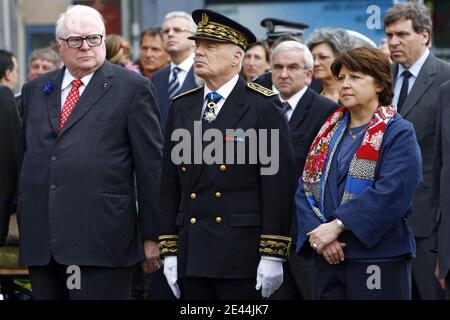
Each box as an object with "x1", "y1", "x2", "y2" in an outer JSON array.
[{"x1": 196, "y1": 13, "x2": 248, "y2": 50}]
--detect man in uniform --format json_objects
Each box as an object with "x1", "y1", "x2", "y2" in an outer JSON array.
[{"x1": 158, "y1": 9, "x2": 296, "y2": 300}]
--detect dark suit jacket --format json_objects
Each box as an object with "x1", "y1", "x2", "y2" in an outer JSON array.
[
  {"x1": 159, "y1": 77, "x2": 297, "y2": 279},
  {"x1": 0, "y1": 85, "x2": 21, "y2": 245},
  {"x1": 152, "y1": 64, "x2": 197, "y2": 133},
  {"x1": 254, "y1": 71, "x2": 323, "y2": 94},
  {"x1": 434, "y1": 80, "x2": 450, "y2": 278},
  {"x1": 393, "y1": 53, "x2": 450, "y2": 238},
  {"x1": 18, "y1": 62, "x2": 163, "y2": 267}
]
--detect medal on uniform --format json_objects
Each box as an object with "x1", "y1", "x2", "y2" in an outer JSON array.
[{"x1": 203, "y1": 100, "x2": 217, "y2": 123}]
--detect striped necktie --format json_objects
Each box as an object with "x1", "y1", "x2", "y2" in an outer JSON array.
[{"x1": 168, "y1": 67, "x2": 181, "y2": 99}]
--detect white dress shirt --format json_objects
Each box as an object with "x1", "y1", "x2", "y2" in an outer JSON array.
[{"x1": 169, "y1": 53, "x2": 195, "y2": 89}]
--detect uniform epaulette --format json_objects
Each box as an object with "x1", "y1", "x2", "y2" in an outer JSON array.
[
  {"x1": 247, "y1": 82, "x2": 276, "y2": 97},
  {"x1": 172, "y1": 86, "x2": 202, "y2": 100}
]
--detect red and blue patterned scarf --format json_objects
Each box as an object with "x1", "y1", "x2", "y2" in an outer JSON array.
[{"x1": 302, "y1": 105, "x2": 396, "y2": 222}]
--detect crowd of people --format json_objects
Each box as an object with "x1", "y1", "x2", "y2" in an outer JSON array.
[{"x1": 1, "y1": 1, "x2": 450, "y2": 300}]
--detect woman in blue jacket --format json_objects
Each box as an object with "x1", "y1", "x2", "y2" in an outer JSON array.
[{"x1": 296, "y1": 47, "x2": 422, "y2": 299}]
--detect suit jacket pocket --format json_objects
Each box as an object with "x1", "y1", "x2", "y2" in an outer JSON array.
[
  {"x1": 98, "y1": 192, "x2": 130, "y2": 212},
  {"x1": 230, "y1": 213, "x2": 262, "y2": 227}
]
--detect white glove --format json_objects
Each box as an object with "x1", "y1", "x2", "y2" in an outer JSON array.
[
  {"x1": 255, "y1": 256, "x2": 284, "y2": 298},
  {"x1": 163, "y1": 256, "x2": 181, "y2": 299}
]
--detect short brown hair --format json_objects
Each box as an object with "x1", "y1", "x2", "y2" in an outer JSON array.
[
  {"x1": 331, "y1": 47, "x2": 393, "y2": 106},
  {"x1": 246, "y1": 41, "x2": 270, "y2": 63},
  {"x1": 140, "y1": 27, "x2": 163, "y2": 46},
  {"x1": 384, "y1": 2, "x2": 432, "y2": 46}
]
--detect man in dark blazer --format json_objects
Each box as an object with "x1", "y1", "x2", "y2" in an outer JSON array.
[
  {"x1": 434, "y1": 80, "x2": 450, "y2": 299},
  {"x1": 152, "y1": 11, "x2": 198, "y2": 134},
  {"x1": 158, "y1": 9, "x2": 296, "y2": 300},
  {"x1": 384, "y1": 2, "x2": 450, "y2": 299},
  {"x1": 18, "y1": 5, "x2": 163, "y2": 299},
  {"x1": 0, "y1": 49, "x2": 21, "y2": 246},
  {"x1": 267, "y1": 41, "x2": 338, "y2": 300}
]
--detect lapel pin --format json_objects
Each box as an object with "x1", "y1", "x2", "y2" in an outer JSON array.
[{"x1": 103, "y1": 82, "x2": 108, "y2": 88}]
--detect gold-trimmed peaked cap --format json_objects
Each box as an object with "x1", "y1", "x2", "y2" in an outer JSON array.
[{"x1": 189, "y1": 9, "x2": 256, "y2": 50}]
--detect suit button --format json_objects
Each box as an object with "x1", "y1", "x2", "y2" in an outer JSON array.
[
  {"x1": 190, "y1": 218, "x2": 197, "y2": 224},
  {"x1": 215, "y1": 192, "x2": 222, "y2": 199},
  {"x1": 51, "y1": 155, "x2": 57, "y2": 161},
  {"x1": 50, "y1": 185, "x2": 56, "y2": 190},
  {"x1": 181, "y1": 166, "x2": 187, "y2": 173},
  {"x1": 215, "y1": 216, "x2": 222, "y2": 224},
  {"x1": 219, "y1": 165, "x2": 227, "y2": 172},
  {"x1": 190, "y1": 193, "x2": 197, "y2": 200}
]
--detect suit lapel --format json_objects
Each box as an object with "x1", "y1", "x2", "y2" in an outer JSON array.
[
  {"x1": 58, "y1": 62, "x2": 114, "y2": 136},
  {"x1": 178, "y1": 66, "x2": 196, "y2": 94},
  {"x1": 45, "y1": 70, "x2": 65, "y2": 133},
  {"x1": 397, "y1": 55, "x2": 437, "y2": 117},
  {"x1": 288, "y1": 88, "x2": 313, "y2": 132}
]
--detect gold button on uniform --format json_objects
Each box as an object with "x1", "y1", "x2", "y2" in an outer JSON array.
[
  {"x1": 215, "y1": 217, "x2": 222, "y2": 224},
  {"x1": 190, "y1": 193, "x2": 197, "y2": 200},
  {"x1": 190, "y1": 218, "x2": 197, "y2": 224},
  {"x1": 215, "y1": 192, "x2": 222, "y2": 199},
  {"x1": 181, "y1": 166, "x2": 187, "y2": 172},
  {"x1": 219, "y1": 165, "x2": 227, "y2": 172}
]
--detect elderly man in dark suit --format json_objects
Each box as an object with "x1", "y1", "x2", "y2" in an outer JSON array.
[
  {"x1": 158, "y1": 9, "x2": 296, "y2": 300},
  {"x1": 152, "y1": 11, "x2": 198, "y2": 134},
  {"x1": 18, "y1": 5, "x2": 163, "y2": 299},
  {"x1": 268, "y1": 41, "x2": 338, "y2": 300},
  {"x1": 0, "y1": 49, "x2": 21, "y2": 246},
  {"x1": 434, "y1": 80, "x2": 450, "y2": 299},
  {"x1": 384, "y1": 2, "x2": 450, "y2": 299}
]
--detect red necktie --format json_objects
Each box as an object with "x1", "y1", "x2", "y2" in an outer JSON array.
[{"x1": 58, "y1": 79, "x2": 83, "y2": 130}]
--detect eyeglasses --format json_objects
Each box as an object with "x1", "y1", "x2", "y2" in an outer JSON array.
[
  {"x1": 272, "y1": 64, "x2": 308, "y2": 73},
  {"x1": 162, "y1": 27, "x2": 193, "y2": 35},
  {"x1": 59, "y1": 34, "x2": 104, "y2": 48}
]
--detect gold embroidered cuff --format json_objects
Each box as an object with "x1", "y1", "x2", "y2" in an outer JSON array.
[
  {"x1": 158, "y1": 235, "x2": 178, "y2": 257},
  {"x1": 259, "y1": 235, "x2": 291, "y2": 259}
]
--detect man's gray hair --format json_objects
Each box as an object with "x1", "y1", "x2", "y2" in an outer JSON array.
[
  {"x1": 28, "y1": 47, "x2": 61, "y2": 67},
  {"x1": 384, "y1": 2, "x2": 432, "y2": 45},
  {"x1": 55, "y1": 5, "x2": 106, "y2": 40},
  {"x1": 163, "y1": 11, "x2": 196, "y2": 33},
  {"x1": 270, "y1": 40, "x2": 314, "y2": 70}
]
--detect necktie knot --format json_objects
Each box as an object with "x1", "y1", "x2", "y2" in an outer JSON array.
[
  {"x1": 172, "y1": 67, "x2": 181, "y2": 77},
  {"x1": 281, "y1": 101, "x2": 291, "y2": 112},
  {"x1": 402, "y1": 70, "x2": 412, "y2": 79},
  {"x1": 206, "y1": 92, "x2": 222, "y2": 104},
  {"x1": 72, "y1": 79, "x2": 83, "y2": 89}
]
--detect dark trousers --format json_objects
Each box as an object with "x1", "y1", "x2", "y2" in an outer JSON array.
[
  {"x1": 28, "y1": 257, "x2": 134, "y2": 300},
  {"x1": 315, "y1": 255, "x2": 412, "y2": 300},
  {"x1": 147, "y1": 268, "x2": 177, "y2": 300},
  {"x1": 182, "y1": 277, "x2": 260, "y2": 300},
  {"x1": 412, "y1": 237, "x2": 445, "y2": 300},
  {"x1": 446, "y1": 273, "x2": 450, "y2": 300},
  {"x1": 269, "y1": 246, "x2": 316, "y2": 300}
]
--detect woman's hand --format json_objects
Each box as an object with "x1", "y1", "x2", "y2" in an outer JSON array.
[
  {"x1": 307, "y1": 220, "x2": 344, "y2": 254},
  {"x1": 322, "y1": 240, "x2": 346, "y2": 265}
]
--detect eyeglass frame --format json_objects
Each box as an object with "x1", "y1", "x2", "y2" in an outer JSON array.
[
  {"x1": 161, "y1": 27, "x2": 194, "y2": 36},
  {"x1": 59, "y1": 34, "x2": 104, "y2": 49}
]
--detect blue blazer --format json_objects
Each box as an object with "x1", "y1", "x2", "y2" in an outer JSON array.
[
  {"x1": 296, "y1": 114, "x2": 422, "y2": 260},
  {"x1": 152, "y1": 65, "x2": 197, "y2": 133},
  {"x1": 18, "y1": 62, "x2": 163, "y2": 267}
]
